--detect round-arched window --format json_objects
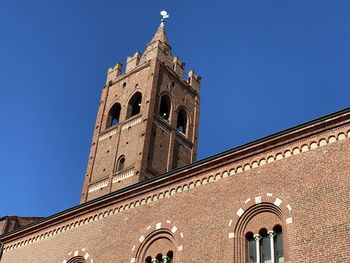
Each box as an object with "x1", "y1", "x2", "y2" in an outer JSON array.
[
  {"x1": 159, "y1": 95, "x2": 171, "y2": 121},
  {"x1": 127, "y1": 92, "x2": 142, "y2": 118},
  {"x1": 107, "y1": 103, "x2": 121, "y2": 128},
  {"x1": 176, "y1": 109, "x2": 187, "y2": 134},
  {"x1": 116, "y1": 155, "x2": 125, "y2": 172}
]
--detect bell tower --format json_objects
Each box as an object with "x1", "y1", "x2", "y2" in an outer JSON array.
[{"x1": 80, "y1": 16, "x2": 201, "y2": 203}]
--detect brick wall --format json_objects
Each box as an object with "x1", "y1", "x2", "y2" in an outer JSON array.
[{"x1": 1, "y1": 113, "x2": 349, "y2": 263}]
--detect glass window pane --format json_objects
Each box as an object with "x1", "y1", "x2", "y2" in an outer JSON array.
[
  {"x1": 248, "y1": 239, "x2": 257, "y2": 263},
  {"x1": 261, "y1": 235, "x2": 271, "y2": 263},
  {"x1": 275, "y1": 232, "x2": 284, "y2": 263}
]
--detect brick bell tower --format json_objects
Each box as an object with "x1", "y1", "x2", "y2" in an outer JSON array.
[{"x1": 80, "y1": 16, "x2": 201, "y2": 203}]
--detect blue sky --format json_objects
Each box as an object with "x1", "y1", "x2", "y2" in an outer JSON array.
[{"x1": 1, "y1": 1, "x2": 349, "y2": 217}]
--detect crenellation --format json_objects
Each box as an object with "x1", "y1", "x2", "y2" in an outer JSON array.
[
  {"x1": 126, "y1": 52, "x2": 142, "y2": 73},
  {"x1": 187, "y1": 70, "x2": 201, "y2": 93},
  {"x1": 106, "y1": 63, "x2": 123, "y2": 84},
  {"x1": 172, "y1": 56, "x2": 185, "y2": 79}
]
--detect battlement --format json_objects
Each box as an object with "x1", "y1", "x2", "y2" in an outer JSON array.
[
  {"x1": 126, "y1": 51, "x2": 142, "y2": 73},
  {"x1": 106, "y1": 63, "x2": 122, "y2": 85},
  {"x1": 187, "y1": 70, "x2": 201, "y2": 93}
]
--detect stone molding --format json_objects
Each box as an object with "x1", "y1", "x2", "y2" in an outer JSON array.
[
  {"x1": 130, "y1": 220, "x2": 184, "y2": 263},
  {"x1": 112, "y1": 168, "x2": 135, "y2": 184},
  {"x1": 153, "y1": 118, "x2": 172, "y2": 134},
  {"x1": 121, "y1": 116, "x2": 142, "y2": 131},
  {"x1": 88, "y1": 179, "x2": 109, "y2": 193},
  {"x1": 227, "y1": 193, "x2": 294, "y2": 240}
]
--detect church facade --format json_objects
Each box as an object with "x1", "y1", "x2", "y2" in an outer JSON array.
[{"x1": 0, "y1": 22, "x2": 350, "y2": 263}]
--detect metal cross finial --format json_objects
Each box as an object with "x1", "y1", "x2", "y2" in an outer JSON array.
[{"x1": 160, "y1": 10, "x2": 170, "y2": 27}]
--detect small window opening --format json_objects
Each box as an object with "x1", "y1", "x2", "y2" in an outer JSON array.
[
  {"x1": 176, "y1": 109, "x2": 187, "y2": 134},
  {"x1": 145, "y1": 256, "x2": 152, "y2": 263},
  {"x1": 159, "y1": 95, "x2": 171, "y2": 121},
  {"x1": 127, "y1": 92, "x2": 142, "y2": 118},
  {"x1": 107, "y1": 103, "x2": 121, "y2": 128},
  {"x1": 117, "y1": 156, "x2": 125, "y2": 172}
]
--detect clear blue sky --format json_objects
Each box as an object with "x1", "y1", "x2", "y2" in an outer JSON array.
[{"x1": 1, "y1": 1, "x2": 349, "y2": 217}]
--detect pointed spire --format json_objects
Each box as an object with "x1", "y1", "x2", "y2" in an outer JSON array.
[
  {"x1": 139, "y1": 11, "x2": 173, "y2": 67},
  {"x1": 150, "y1": 26, "x2": 169, "y2": 45}
]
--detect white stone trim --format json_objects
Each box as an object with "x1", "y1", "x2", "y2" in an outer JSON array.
[
  {"x1": 112, "y1": 169, "x2": 134, "y2": 183},
  {"x1": 274, "y1": 198, "x2": 282, "y2": 207},
  {"x1": 98, "y1": 128, "x2": 118, "y2": 141},
  {"x1": 121, "y1": 116, "x2": 142, "y2": 131},
  {"x1": 236, "y1": 208, "x2": 244, "y2": 217},
  {"x1": 88, "y1": 180, "x2": 109, "y2": 193}
]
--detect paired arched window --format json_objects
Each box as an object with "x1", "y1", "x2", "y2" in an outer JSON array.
[
  {"x1": 116, "y1": 155, "x2": 125, "y2": 172},
  {"x1": 145, "y1": 250, "x2": 173, "y2": 263},
  {"x1": 159, "y1": 95, "x2": 171, "y2": 121},
  {"x1": 246, "y1": 225, "x2": 284, "y2": 263},
  {"x1": 107, "y1": 103, "x2": 121, "y2": 128},
  {"x1": 176, "y1": 109, "x2": 187, "y2": 134},
  {"x1": 67, "y1": 256, "x2": 86, "y2": 263},
  {"x1": 127, "y1": 92, "x2": 142, "y2": 118}
]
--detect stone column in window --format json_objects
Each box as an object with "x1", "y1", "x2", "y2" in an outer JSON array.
[
  {"x1": 162, "y1": 256, "x2": 170, "y2": 263},
  {"x1": 151, "y1": 259, "x2": 159, "y2": 263},
  {"x1": 254, "y1": 234, "x2": 262, "y2": 263},
  {"x1": 268, "y1": 231, "x2": 276, "y2": 263}
]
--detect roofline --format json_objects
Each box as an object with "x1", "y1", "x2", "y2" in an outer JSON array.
[{"x1": 1, "y1": 106, "x2": 350, "y2": 240}]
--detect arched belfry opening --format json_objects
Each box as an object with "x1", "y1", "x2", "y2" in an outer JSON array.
[
  {"x1": 127, "y1": 92, "x2": 142, "y2": 118},
  {"x1": 159, "y1": 94, "x2": 171, "y2": 121},
  {"x1": 106, "y1": 103, "x2": 121, "y2": 128},
  {"x1": 176, "y1": 109, "x2": 187, "y2": 134}
]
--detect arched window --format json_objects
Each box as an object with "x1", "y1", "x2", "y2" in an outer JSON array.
[
  {"x1": 176, "y1": 109, "x2": 187, "y2": 134},
  {"x1": 67, "y1": 256, "x2": 86, "y2": 263},
  {"x1": 246, "y1": 226, "x2": 284, "y2": 263},
  {"x1": 107, "y1": 103, "x2": 121, "y2": 128},
  {"x1": 136, "y1": 228, "x2": 176, "y2": 263},
  {"x1": 117, "y1": 156, "x2": 125, "y2": 172},
  {"x1": 159, "y1": 95, "x2": 171, "y2": 121},
  {"x1": 127, "y1": 92, "x2": 142, "y2": 118}
]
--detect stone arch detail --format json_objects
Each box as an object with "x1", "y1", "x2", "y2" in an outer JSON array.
[
  {"x1": 130, "y1": 221, "x2": 184, "y2": 263},
  {"x1": 62, "y1": 248, "x2": 93, "y2": 263},
  {"x1": 226, "y1": 193, "x2": 293, "y2": 263}
]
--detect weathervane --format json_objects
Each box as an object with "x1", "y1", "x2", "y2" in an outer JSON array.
[{"x1": 160, "y1": 10, "x2": 169, "y2": 27}]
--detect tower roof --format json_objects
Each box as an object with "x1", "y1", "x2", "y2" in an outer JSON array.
[{"x1": 150, "y1": 26, "x2": 169, "y2": 45}]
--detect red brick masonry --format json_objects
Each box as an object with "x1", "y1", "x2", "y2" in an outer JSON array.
[{"x1": 1, "y1": 107, "x2": 349, "y2": 263}]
